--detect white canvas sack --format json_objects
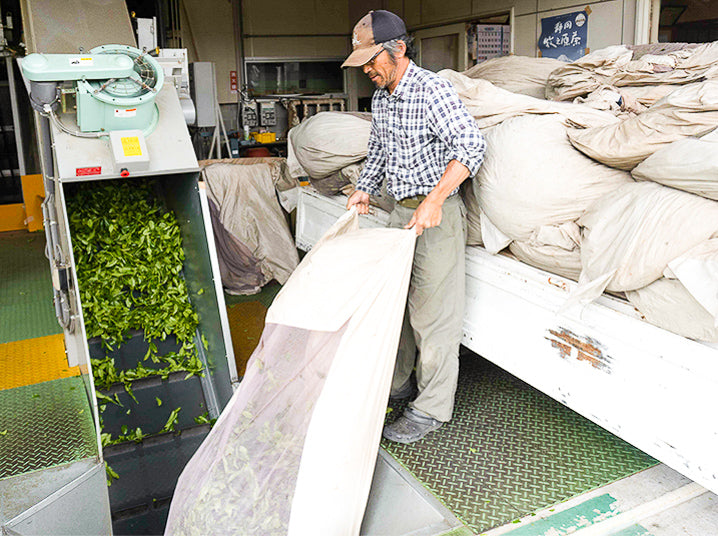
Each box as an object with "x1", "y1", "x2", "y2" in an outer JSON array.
[
  {"x1": 288, "y1": 112, "x2": 372, "y2": 179},
  {"x1": 476, "y1": 115, "x2": 631, "y2": 245},
  {"x1": 568, "y1": 80, "x2": 718, "y2": 170},
  {"x1": 438, "y1": 70, "x2": 620, "y2": 129},
  {"x1": 667, "y1": 239, "x2": 718, "y2": 328},
  {"x1": 632, "y1": 128, "x2": 718, "y2": 200},
  {"x1": 627, "y1": 278, "x2": 718, "y2": 342},
  {"x1": 568, "y1": 182, "x2": 718, "y2": 307},
  {"x1": 461, "y1": 55, "x2": 565, "y2": 99},
  {"x1": 202, "y1": 163, "x2": 299, "y2": 286}
]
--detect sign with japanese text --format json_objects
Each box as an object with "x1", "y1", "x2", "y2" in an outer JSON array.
[{"x1": 539, "y1": 10, "x2": 588, "y2": 62}]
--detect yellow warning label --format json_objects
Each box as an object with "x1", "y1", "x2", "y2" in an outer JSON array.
[{"x1": 121, "y1": 136, "x2": 142, "y2": 157}]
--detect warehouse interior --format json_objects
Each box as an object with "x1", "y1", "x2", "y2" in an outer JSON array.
[{"x1": 1, "y1": 0, "x2": 717, "y2": 535}]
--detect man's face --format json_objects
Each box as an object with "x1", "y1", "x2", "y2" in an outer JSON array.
[{"x1": 362, "y1": 48, "x2": 398, "y2": 90}]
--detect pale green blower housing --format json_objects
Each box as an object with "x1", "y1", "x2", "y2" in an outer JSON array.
[{"x1": 22, "y1": 44, "x2": 165, "y2": 134}]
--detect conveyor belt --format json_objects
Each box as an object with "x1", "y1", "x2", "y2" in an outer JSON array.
[{"x1": 382, "y1": 351, "x2": 658, "y2": 534}]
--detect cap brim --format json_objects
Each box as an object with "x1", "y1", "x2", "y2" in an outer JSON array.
[{"x1": 341, "y1": 44, "x2": 383, "y2": 67}]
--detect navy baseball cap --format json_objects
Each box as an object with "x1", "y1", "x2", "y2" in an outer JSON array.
[{"x1": 342, "y1": 10, "x2": 408, "y2": 67}]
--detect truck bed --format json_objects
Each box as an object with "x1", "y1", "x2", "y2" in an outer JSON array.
[{"x1": 295, "y1": 186, "x2": 718, "y2": 496}]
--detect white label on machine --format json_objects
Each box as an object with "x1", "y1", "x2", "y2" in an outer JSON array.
[
  {"x1": 69, "y1": 56, "x2": 94, "y2": 66},
  {"x1": 115, "y1": 108, "x2": 137, "y2": 118}
]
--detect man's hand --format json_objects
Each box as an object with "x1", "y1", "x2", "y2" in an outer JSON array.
[
  {"x1": 347, "y1": 190, "x2": 371, "y2": 214},
  {"x1": 405, "y1": 197, "x2": 442, "y2": 236}
]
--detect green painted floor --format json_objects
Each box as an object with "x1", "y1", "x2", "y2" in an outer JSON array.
[
  {"x1": 0, "y1": 231, "x2": 60, "y2": 344},
  {"x1": 0, "y1": 376, "x2": 97, "y2": 479},
  {"x1": 383, "y1": 351, "x2": 658, "y2": 535}
]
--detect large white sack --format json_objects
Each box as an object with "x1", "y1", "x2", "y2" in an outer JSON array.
[
  {"x1": 288, "y1": 112, "x2": 372, "y2": 179},
  {"x1": 438, "y1": 70, "x2": 620, "y2": 129},
  {"x1": 165, "y1": 210, "x2": 415, "y2": 535},
  {"x1": 627, "y1": 278, "x2": 718, "y2": 343},
  {"x1": 461, "y1": 55, "x2": 565, "y2": 99},
  {"x1": 202, "y1": 163, "x2": 299, "y2": 286},
  {"x1": 199, "y1": 157, "x2": 296, "y2": 192},
  {"x1": 577, "y1": 182, "x2": 718, "y2": 298},
  {"x1": 631, "y1": 128, "x2": 718, "y2": 200},
  {"x1": 460, "y1": 179, "x2": 482, "y2": 246},
  {"x1": 568, "y1": 80, "x2": 718, "y2": 170},
  {"x1": 509, "y1": 240, "x2": 582, "y2": 282},
  {"x1": 667, "y1": 238, "x2": 718, "y2": 327},
  {"x1": 476, "y1": 115, "x2": 632, "y2": 245},
  {"x1": 546, "y1": 42, "x2": 717, "y2": 101},
  {"x1": 546, "y1": 46, "x2": 634, "y2": 101}
]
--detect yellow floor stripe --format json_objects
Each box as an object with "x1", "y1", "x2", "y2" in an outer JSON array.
[
  {"x1": 0, "y1": 334, "x2": 80, "y2": 390},
  {"x1": 226, "y1": 301, "x2": 267, "y2": 378},
  {"x1": 0, "y1": 203, "x2": 26, "y2": 232}
]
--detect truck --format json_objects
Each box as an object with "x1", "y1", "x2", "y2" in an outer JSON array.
[{"x1": 295, "y1": 185, "x2": 718, "y2": 535}]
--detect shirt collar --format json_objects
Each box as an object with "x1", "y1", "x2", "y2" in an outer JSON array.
[{"x1": 378, "y1": 60, "x2": 417, "y2": 101}]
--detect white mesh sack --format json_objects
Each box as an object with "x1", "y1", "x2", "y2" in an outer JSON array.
[
  {"x1": 632, "y1": 127, "x2": 718, "y2": 201},
  {"x1": 568, "y1": 182, "x2": 718, "y2": 308},
  {"x1": 165, "y1": 210, "x2": 415, "y2": 536}
]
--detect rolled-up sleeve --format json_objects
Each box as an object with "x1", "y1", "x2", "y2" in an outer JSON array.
[
  {"x1": 426, "y1": 79, "x2": 486, "y2": 177},
  {"x1": 356, "y1": 117, "x2": 385, "y2": 196}
]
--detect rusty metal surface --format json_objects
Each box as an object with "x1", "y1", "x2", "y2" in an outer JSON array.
[{"x1": 546, "y1": 327, "x2": 613, "y2": 372}]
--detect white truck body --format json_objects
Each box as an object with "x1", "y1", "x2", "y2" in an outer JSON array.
[{"x1": 296, "y1": 186, "x2": 718, "y2": 497}]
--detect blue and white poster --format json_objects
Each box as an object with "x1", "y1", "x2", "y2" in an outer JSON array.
[{"x1": 539, "y1": 10, "x2": 588, "y2": 62}]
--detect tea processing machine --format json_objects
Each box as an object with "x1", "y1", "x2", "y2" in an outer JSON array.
[{"x1": 2, "y1": 30, "x2": 236, "y2": 536}]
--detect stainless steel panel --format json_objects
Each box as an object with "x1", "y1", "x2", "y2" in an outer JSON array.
[
  {"x1": 360, "y1": 449, "x2": 468, "y2": 536},
  {"x1": 4, "y1": 461, "x2": 112, "y2": 535},
  {"x1": 189, "y1": 62, "x2": 217, "y2": 128},
  {"x1": 20, "y1": 0, "x2": 135, "y2": 54},
  {"x1": 160, "y1": 173, "x2": 234, "y2": 412}
]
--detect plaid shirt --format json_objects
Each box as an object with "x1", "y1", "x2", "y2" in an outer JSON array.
[{"x1": 357, "y1": 61, "x2": 485, "y2": 201}]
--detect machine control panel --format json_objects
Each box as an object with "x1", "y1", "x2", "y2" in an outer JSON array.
[
  {"x1": 242, "y1": 102, "x2": 258, "y2": 127},
  {"x1": 108, "y1": 129, "x2": 150, "y2": 173},
  {"x1": 259, "y1": 102, "x2": 276, "y2": 126}
]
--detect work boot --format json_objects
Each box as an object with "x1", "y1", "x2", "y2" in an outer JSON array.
[{"x1": 383, "y1": 407, "x2": 443, "y2": 444}]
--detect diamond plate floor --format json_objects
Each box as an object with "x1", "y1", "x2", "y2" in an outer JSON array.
[
  {"x1": 0, "y1": 334, "x2": 80, "y2": 390},
  {"x1": 382, "y1": 352, "x2": 658, "y2": 535},
  {"x1": 0, "y1": 231, "x2": 59, "y2": 344},
  {"x1": 0, "y1": 376, "x2": 97, "y2": 480}
]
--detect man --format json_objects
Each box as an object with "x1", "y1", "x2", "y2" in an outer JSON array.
[{"x1": 343, "y1": 10, "x2": 486, "y2": 444}]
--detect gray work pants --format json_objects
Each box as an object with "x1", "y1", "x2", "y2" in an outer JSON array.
[{"x1": 388, "y1": 194, "x2": 466, "y2": 422}]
